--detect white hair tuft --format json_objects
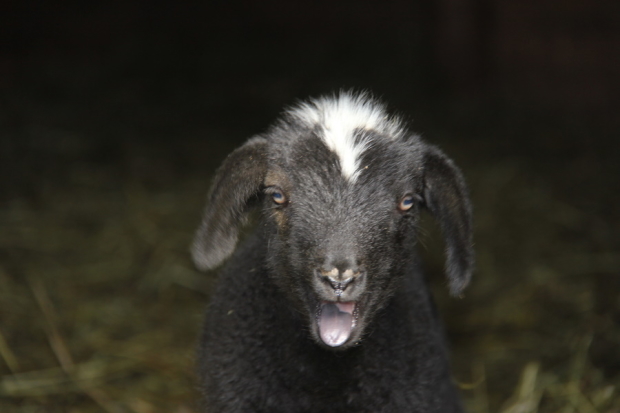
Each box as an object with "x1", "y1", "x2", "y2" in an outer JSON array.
[{"x1": 287, "y1": 91, "x2": 406, "y2": 182}]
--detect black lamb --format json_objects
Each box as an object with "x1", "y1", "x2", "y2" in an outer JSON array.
[{"x1": 191, "y1": 92, "x2": 474, "y2": 413}]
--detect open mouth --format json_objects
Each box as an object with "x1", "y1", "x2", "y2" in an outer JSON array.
[{"x1": 316, "y1": 301, "x2": 359, "y2": 347}]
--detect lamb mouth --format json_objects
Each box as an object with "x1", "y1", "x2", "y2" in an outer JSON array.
[{"x1": 316, "y1": 301, "x2": 359, "y2": 347}]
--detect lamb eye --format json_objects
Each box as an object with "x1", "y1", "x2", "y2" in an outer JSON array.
[
  {"x1": 398, "y1": 195, "x2": 414, "y2": 211},
  {"x1": 271, "y1": 190, "x2": 287, "y2": 205}
]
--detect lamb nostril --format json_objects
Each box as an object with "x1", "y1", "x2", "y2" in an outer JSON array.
[
  {"x1": 318, "y1": 267, "x2": 362, "y2": 293},
  {"x1": 326, "y1": 275, "x2": 354, "y2": 291},
  {"x1": 321, "y1": 267, "x2": 339, "y2": 278}
]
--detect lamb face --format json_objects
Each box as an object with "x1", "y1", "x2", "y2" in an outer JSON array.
[{"x1": 263, "y1": 132, "x2": 424, "y2": 349}]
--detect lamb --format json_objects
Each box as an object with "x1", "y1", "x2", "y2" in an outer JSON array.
[{"x1": 191, "y1": 92, "x2": 474, "y2": 413}]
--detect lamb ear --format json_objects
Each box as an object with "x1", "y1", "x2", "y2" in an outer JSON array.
[
  {"x1": 191, "y1": 137, "x2": 268, "y2": 271},
  {"x1": 420, "y1": 144, "x2": 474, "y2": 296}
]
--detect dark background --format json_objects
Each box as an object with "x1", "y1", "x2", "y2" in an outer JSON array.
[{"x1": 1, "y1": 1, "x2": 619, "y2": 412}]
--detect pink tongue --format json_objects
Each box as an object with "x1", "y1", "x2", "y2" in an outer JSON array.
[{"x1": 318, "y1": 302, "x2": 355, "y2": 347}]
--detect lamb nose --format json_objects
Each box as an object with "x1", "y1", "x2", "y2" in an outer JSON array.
[{"x1": 319, "y1": 267, "x2": 360, "y2": 292}]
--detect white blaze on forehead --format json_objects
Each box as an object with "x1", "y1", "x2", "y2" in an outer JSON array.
[{"x1": 287, "y1": 92, "x2": 406, "y2": 182}]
